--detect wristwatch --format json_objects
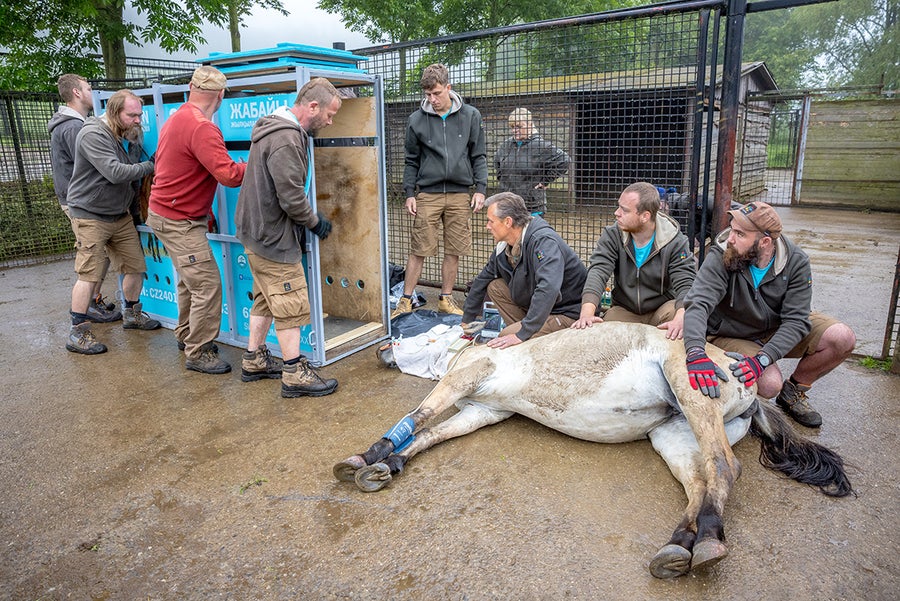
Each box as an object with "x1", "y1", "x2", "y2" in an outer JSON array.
[{"x1": 756, "y1": 352, "x2": 772, "y2": 367}]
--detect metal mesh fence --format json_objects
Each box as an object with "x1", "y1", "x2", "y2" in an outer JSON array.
[
  {"x1": 0, "y1": 91, "x2": 73, "y2": 267},
  {"x1": 358, "y1": 5, "x2": 719, "y2": 286}
]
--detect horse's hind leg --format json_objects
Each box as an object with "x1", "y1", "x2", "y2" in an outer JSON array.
[
  {"x1": 648, "y1": 412, "x2": 752, "y2": 578},
  {"x1": 354, "y1": 402, "x2": 513, "y2": 492},
  {"x1": 334, "y1": 358, "x2": 496, "y2": 482},
  {"x1": 648, "y1": 417, "x2": 707, "y2": 578}
]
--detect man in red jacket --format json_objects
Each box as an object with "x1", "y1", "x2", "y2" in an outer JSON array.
[{"x1": 147, "y1": 66, "x2": 268, "y2": 376}]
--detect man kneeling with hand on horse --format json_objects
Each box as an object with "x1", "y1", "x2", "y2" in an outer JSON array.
[{"x1": 682, "y1": 201, "x2": 856, "y2": 427}]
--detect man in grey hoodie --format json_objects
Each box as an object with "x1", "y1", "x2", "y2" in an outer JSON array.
[
  {"x1": 572, "y1": 182, "x2": 695, "y2": 339},
  {"x1": 48, "y1": 74, "x2": 120, "y2": 323},
  {"x1": 392, "y1": 63, "x2": 488, "y2": 319},
  {"x1": 235, "y1": 78, "x2": 340, "y2": 398},
  {"x1": 65, "y1": 89, "x2": 158, "y2": 355},
  {"x1": 682, "y1": 202, "x2": 856, "y2": 428}
]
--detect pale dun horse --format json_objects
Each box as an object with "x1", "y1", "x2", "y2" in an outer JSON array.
[{"x1": 335, "y1": 323, "x2": 853, "y2": 578}]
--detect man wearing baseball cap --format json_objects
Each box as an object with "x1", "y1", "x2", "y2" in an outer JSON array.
[
  {"x1": 681, "y1": 201, "x2": 856, "y2": 427},
  {"x1": 147, "y1": 66, "x2": 268, "y2": 376}
]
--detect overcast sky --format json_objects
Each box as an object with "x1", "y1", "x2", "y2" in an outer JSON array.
[{"x1": 124, "y1": 0, "x2": 374, "y2": 62}]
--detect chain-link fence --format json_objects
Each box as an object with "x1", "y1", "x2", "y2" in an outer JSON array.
[
  {"x1": 357, "y1": 3, "x2": 726, "y2": 286},
  {"x1": 0, "y1": 91, "x2": 70, "y2": 266}
]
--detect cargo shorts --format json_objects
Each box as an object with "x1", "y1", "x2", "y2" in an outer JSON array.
[
  {"x1": 71, "y1": 215, "x2": 145, "y2": 282},
  {"x1": 409, "y1": 192, "x2": 472, "y2": 257},
  {"x1": 708, "y1": 311, "x2": 840, "y2": 358},
  {"x1": 245, "y1": 249, "x2": 311, "y2": 330}
]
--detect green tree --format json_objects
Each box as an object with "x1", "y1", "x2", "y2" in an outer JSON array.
[
  {"x1": 744, "y1": 0, "x2": 898, "y2": 90},
  {"x1": 0, "y1": 0, "x2": 286, "y2": 91},
  {"x1": 317, "y1": 0, "x2": 639, "y2": 89}
]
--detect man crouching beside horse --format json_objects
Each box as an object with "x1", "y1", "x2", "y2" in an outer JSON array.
[{"x1": 334, "y1": 321, "x2": 853, "y2": 579}]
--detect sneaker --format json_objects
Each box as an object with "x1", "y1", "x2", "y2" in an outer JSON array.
[
  {"x1": 242, "y1": 344, "x2": 284, "y2": 382},
  {"x1": 390, "y1": 295, "x2": 413, "y2": 320},
  {"x1": 122, "y1": 302, "x2": 161, "y2": 330},
  {"x1": 438, "y1": 295, "x2": 463, "y2": 315},
  {"x1": 775, "y1": 379, "x2": 822, "y2": 428},
  {"x1": 66, "y1": 323, "x2": 107, "y2": 355},
  {"x1": 86, "y1": 298, "x2": 122, "y2": 323},
  {"x1": 281, "y1": 358, "x2": 338, "y2": 397},
  {"x1": 185, "y1": 343, "x2": 231, "y2": 374}
]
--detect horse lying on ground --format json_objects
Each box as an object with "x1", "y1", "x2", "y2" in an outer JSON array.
[{"x1": 335, "y1": 323, "x2": 853, "y2": 578}]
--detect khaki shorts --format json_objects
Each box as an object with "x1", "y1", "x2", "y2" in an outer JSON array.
[
  {"x1": 603, "y1": 300, "x2": 678, "y2": 326},
  {"x1": 709, "y1": 312, "x2": 839, "y2": 358},
  {"x1": 410, "y1": 192, "x2": 472, "y2": 257},
  {"x1": 246, "y1": 250, "x2": 310, "y2": 330},
  {"x1": 71, "y1": 216, "x2": 145, "y2": 281}
]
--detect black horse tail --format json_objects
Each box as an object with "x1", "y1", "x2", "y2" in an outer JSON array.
[{"x1": 749, "y1": 401, "x2": 855, "y2": 498}]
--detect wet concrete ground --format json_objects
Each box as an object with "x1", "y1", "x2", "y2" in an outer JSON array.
[{"x1": 1, "y1": 206, "x2": 898, "y2": 600}]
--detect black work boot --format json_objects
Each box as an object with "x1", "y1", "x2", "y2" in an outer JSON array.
[
  {"x1": 281, "y1": 358, "x2": 338, "y2": 398},
  {"x1": 122, "y1": 302, "x2": 161, "y2": 330},
  {"x1": 66, "y1": 323, "x2": 108, "y2": 355},
  {"x1": 776, "y1": 379, "x2": 822, "y2": 428},
  {"x1": 241, "y1": 344, "x2": 284, "y2": 382},
  {"x1": 185, "y1": 343, "x2": 231, "y2": 375}
]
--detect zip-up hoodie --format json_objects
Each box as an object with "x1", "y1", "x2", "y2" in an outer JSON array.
[
  {"x1": 47, "y1": 106, "x2": 86, "y2": 206},
  {"x1": 235, "y1": 106, "x2": 321, "y2": 264},
  {"x1": 462, "y1": 216, "x2": 587, "y2": 341},
  {"x1": 582, "y1": 213, "x2": 695, "y2": 314},
  {"x1": 494, "y1": 134, "x2": 570, "y2": 214},
  {"x1": 683, "y1": 228, "x2": 813, "y2": 362},
  {"x1": 67, "y1": 114, "x2": 154, "y2": 222},
  {"x1": 402, "y1": 90, "x2": 487, "y2": 198}
]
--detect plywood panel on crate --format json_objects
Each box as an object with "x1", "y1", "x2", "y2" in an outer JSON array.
[
  {"x1": 323, "y1": 97, "x2": 377, "y2": 138},
  {"x1": 314, "y1": 145, "x2": 383, "y2": 324}
]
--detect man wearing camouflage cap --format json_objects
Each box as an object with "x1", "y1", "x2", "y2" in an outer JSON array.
[{"x1": 681, "y1": 201, "x2": 856, "y2": 427}]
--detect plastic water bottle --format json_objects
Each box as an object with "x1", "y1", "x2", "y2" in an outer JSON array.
[{"x1": 600, "y1": 286, "x2": 612, "y2": 310}]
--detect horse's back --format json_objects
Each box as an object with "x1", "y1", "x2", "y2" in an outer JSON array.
[{"x1": 452, "y1": 324, "x2": 679, "y2": 442}]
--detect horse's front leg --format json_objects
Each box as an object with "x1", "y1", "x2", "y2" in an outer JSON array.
[
  {"x1": 353, "y1": 401, "x2": 513, "y2": 492},
  {"x1": 334, "y1": 357, "x2": 497, "y2": 483}
]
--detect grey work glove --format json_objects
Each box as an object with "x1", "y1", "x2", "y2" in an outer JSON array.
[{"x1": 310, "y1": 212, "x2": 332, "y2": 240}]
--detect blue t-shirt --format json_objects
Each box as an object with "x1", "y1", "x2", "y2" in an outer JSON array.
[
  {"x1": 634, "y1": 233, "x2": 655, "y2": 268},
  {"x1": 749, "y1": 257, "x2": 774, "y2": 288}
]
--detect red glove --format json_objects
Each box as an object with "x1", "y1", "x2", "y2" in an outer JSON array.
[
  {"x1": 686, "y1": 347, "x2": 726, "y2": 398},
  {"x1": 725, "y1": 352, "x2": 768, "y2": 387}
]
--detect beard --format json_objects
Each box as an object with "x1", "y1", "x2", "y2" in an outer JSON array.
[
  {"x1": 723, "y1": 240, "x2": 760, "y2": 272},
  {"x1": 122, "y1": 123, "x2": 142, "y2": 142}
]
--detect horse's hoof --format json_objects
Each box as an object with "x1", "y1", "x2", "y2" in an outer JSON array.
[
  {"x1": 691, "y1": 538, "x2": 728, "y2": 572},
  {"x1": 649, "y1": 544, "x2": 692, "y2": 579},
  {"x1": 355, "y1": 462, "x2": 392, "y2": 493},
  {"x1": 333, "y1": 456, "x2": 366, "y2": 482}
]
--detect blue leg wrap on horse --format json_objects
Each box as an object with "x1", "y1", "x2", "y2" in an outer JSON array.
[
  {"x1": 383, "y1": 416, "x2": 415, "y2": 450},
  {"x1": 393, "y1": 434, "x2": 415, "y2": 454}
]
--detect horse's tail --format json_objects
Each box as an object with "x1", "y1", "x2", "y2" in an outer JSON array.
[{"x1": 749, "y1": 401, "x2": 855, "y2": 498}]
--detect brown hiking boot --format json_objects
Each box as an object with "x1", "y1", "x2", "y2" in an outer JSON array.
[
  {"x1": 185, "y1": 343, "x2": 231, "y2": 375},
  {"x1": 390, "y1": 295, "x2": 413, "y2": 320},
  {"x1": 438, "y1": 295, "x2": 463, "y2": 315},
  {"x1": 242, "y1": 344, "x2": 283, "y2": 382},
  {"x1": 66, "y1": 323, "x2": 108, "y2": 355},
  {"x1": 281, "y1": 358, "x2": 338, "y2": 397},
  {"x1": 86, "y1": 297, "x2": 122, "y2": 323},
  {"x1": 776, "y1": 379, "x2": 822, "y2": 428},
  {"x1": 122, "y1": 302, "x2": 161, "y2": 330}
]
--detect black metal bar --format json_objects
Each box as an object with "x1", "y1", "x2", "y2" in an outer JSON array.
[
  {"x1": 687, "y1": 9, "x2": 711, "y2": 255},
  {"x1": 712, "y1": 0, "x2": 747, "y2": 235},
  {"x1": 698, "y1": 8, "x2": 722, "y2": 264},
  {"x1": 882, "y1": 244, "x2": 900, "y2": 362},
  {"x1": 747, "y1": 0, "x2": 838, "y2": 13}
]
